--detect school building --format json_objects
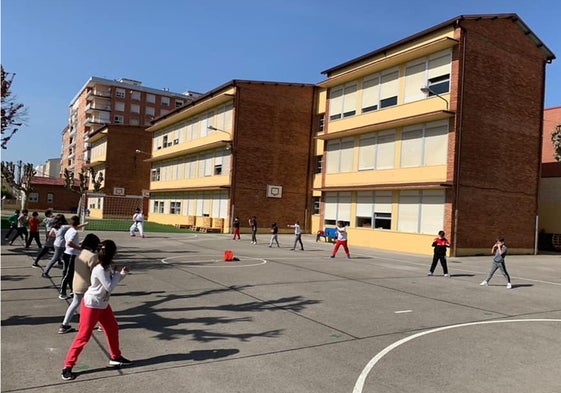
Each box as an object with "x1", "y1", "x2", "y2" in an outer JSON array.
[
  {"x1": 144, "y1": 80, "x2": 316, "y2": 233},
  {"x1": 312, "y1": 14, "x2": 555, "y2": 256}
]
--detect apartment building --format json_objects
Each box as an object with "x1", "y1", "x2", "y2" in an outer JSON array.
[
  {"x1": 539, "y1": 106, "x2": 561, "y2": 234},
  {"x1": 35, "y1": 158, "x2": 61, "y2": 178},
  {"x1": 313, "y1": 14, "x2": 555, "y2": 256},
  {"x1": 62, "y1": 77, "x2": 196, "y2": 175},
  {"x1": 145, "y1": 80, "x2": 316, "y2": 233}
]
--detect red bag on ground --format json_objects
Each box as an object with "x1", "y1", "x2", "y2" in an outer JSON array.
[{"x1": 224, "y1": 250, "x2": 234, "y2": 261}]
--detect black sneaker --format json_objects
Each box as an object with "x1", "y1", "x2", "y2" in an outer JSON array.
[
  {"x1": 41, "y1": 272, "x2": 51, "y2": 278},
  {"x1": 61, "y1": 367, "x2": 74, "y2": 380},
  {"x1": 109, "y1": 356, "x2": 132, "y2": 367},
  {"x1": 58, "y1": 324, "x2": 73, "y2": 334}
]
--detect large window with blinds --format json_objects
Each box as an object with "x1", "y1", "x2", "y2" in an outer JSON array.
[
  {"x1": 400, "y1": 120, "x2": 448, "y2": 167},
  {"x1": 324, "y1": 192, "x2": 351, "y2": 226},
  {"x1": 356, "y1": 191, "x2": 393, "y2": 229},
  {"x1": 361, "y1": 68, "x2": 399, "y2": 113},
  {"x1": 397, "y1": 190, "x2": 445, "y2": 234},
  {"x1": 358, "y1": 130, "x2": 396, "y2": 171},
  {"x1": 329, "y1": 83, "x2": 358, "y2": 120},
  {"x1": 326, "y1": 138, "x2": 354, "y2": 173},
  {"x1": 404, "y1": 50, "x2": 452, "y2": 103}
]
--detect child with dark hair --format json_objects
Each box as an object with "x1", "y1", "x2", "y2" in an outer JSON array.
[
  {"x1": 26, "y1": 211, "x2": 43, "y2": 249},
  {"x1": 61, "y1": 240, "x2": 131, "y2": 380},
  {"x1": 58, "y1": 233, "x2": 101, "y2": 334},
  {"x1": 8, "y1": 209, "x2": 28, "y2": 245},
  {"x1": 480, "y1": 237, "x2": 512, "y2": 289},
  {"x1": 42, "y1": 214, "x2": 68, "y2": 278},
  {"x1": 268, "y1": 223, "x2": 280, "y2": 248},
  {"x1": 427, "y1": 230, "x2": 450, "y2": 277}
]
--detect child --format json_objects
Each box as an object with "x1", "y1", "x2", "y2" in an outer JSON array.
[
  {"x1": 26, "y1": 211, "x2": 43, "y2": 249},
  {"x1": 232, "y1": 217, "x2": 241, "y2": 240},
  {"x1": 428, "y1": 230, "x2": 450, "y2": 277},
  {"x1": 59, "y1": 216, "x2": 88, "y2": 299},
  {"x1": 329, "y1": 221, "x2": 350, "y2": 259},
  {"x1": 42, "y1": 214, "x2": 68, "y2": 278},
  {"x1": 4, "y1": 209, "x2": 20, "y2": 241},
  {"x1": 269, "y1": 223, "x2": 280, "y2": 248},
  {"x1": 480, "y1": 237, "x2": 512, "y2": 289},
  {"x1": 288, "y1": 221, "x2": 304, "y2": 251},
  {"x1": 61, "y1": 240, "x2": 131, "y2": 380},
  {"x1": 129, "y1": 208, "x2": 145, "y2": 238},
  {"x1": 9, "y1": 209, "x2": 29, "y2": 245}
]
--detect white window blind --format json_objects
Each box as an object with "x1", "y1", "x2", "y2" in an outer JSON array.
[
  {"x1": 424, "y1": 123, "x2": 448, "y2": 165},
  {"x1": 358, "y1": 134, "x2": 376, "y2": 170},
  {"x1": 428, "y1": 51, "x2": 451, "y2": 80},
  {"x1": 404, "y1": 61, "x2": 427, "y2": 103},
  {"x1": 398, "y1": 191, "x2": 420, "y2": 233},
  {"x1": 356, "y1": 192, "x2": 373, "y2": 216},
  {"x1": 376, "y1": 130, "x2": 396, "y2": 169},
  {"x1": 361, "y1": 75, "x2": 380, "y2": 113},
  {"x1": 420, "y1": 190, "x2": 445, "y2": 234},
  {"x1": 342, "y1": 83, "x2": 357, "y2": 118},
  {"x1": 400, "y1": 127, "x2": 423, "y2": 167},
  {"x1": 329, "y1": 87, "x2": 343, "y2": 120},
  {"x1": 340, "y1": 138, "x2": 354, "y2": 172}
]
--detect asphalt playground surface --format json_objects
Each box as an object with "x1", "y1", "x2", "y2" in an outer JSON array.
[{"x1": 2, "y1": 230, "x2": 561, "y2": 393}]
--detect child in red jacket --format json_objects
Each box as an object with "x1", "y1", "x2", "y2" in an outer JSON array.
[
  {"x1": 427, "y1": 230, "x2": 450, "y2": 277},
  {"x1": 26, "y1": 211, "x2": 43, "y2": 249}
]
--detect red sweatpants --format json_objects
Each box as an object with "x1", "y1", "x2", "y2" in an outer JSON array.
[
  {"x1": 332, "y1": 240, "x2": 350, "y2": 256},
  {"x1": 64, "y1": 299, "x2": 121, "y2": 368}
]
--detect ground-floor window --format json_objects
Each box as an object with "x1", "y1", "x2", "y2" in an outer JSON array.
[
  {"x1": 397, "y1": 190, "x2": 445, "y2": 234},
  {"x1": 323, "y1": 192, "x2": 351, "y2": 226}
]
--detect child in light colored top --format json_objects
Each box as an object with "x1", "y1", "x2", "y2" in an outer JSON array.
[{"x1": 61, "y1": 240, "x2": 131, "y2": 381}]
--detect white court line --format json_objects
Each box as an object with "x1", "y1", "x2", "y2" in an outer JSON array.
[
  {"x1": 394, "y1": 310, "x2": 412, "y2": 314},
  {"x1": 352, "y1": 318, "x2": 561, "y2": 393},
  {"x1": 161, "y1": 255, "x2": 267, "y2": 268}
]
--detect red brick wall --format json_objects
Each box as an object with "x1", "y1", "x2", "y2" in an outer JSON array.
[
  {"x1": 453, "y1": 19, "x2": 548, "y2": 250},
  {"x1": 231, "y1": 82, "x2": 316, "y2": 233},
  {"x1": 26, "y1": 184, "x2": 81, "y2": 212}
]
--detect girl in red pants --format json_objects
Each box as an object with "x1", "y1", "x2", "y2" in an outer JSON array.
[
  {"x1": 61, "y1": 240, "x2": 131, "y2": 381},
  {"x1": 330, "y1": 221, "x2": 351, "y2": 259}
]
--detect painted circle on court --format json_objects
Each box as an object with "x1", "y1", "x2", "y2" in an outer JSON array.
[
  {"x1": 353, "y1": 319, "x2": 561, "y2": 393},
  {"x1": 161, "y1": 254, "x2": 267, "y2": 268}
]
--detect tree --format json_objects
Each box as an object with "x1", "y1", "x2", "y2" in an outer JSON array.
[
  {"x1": 552, "y1": 124, "x2": 561, "y2": 163},
  {"x1": 1, "y1": 65, "x2": 28, "y2": 149},
  {"x1": 64, "y1": 167, "x2": 104, "y2": 217},
  {"x1": 1, "y1": 160, "x2": 36, "y2": 209}
]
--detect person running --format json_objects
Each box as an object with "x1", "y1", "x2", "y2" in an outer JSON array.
[
  {"x1": 41, "y1": 209, "x2": 56, "y2": 246},
  {"x1": 61, "y1": 240, "x2": 132, "y2": 381},
  {"x1": 427, "y1": 230, "x2": 450, "y2": 277},
  {"x1": 25, "y1": 211, "x2": 43, "y2": 249},
  {"x1": 269, "y1": 223, "x2": 280, "y2": 248},
  {"x1": 480, "y1": 237, "x2": 512, "y2": 289},
  {"x1": 329, "y1": 221, "x2": 351, "y2": 259},
  {"x1": 59, "y1": 216, "x2": 89, "y2": 300},
  {"x1": 42, "y1": 215, "x2": 68, "y2": 278},
  {"x1": 129, "y1": 208, "x2": 145, "y2": 238},
  {"x1": 58, "y1": 234, "x2": 101, "y2": 334},
  {"x1": 288, "y1": 221, "x2": 304, "y2": 251},
  {"x1": 32, "y1": 224, "x2": 56, "y2": 269}
]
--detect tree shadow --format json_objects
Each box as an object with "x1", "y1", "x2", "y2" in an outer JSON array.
[{"x1": 511, "y1": 283, "x2": 534, "y2": 289}]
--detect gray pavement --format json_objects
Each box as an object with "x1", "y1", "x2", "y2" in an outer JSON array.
[{"x1": 2, "y1": 231, "x2": 561, "y2": 392}]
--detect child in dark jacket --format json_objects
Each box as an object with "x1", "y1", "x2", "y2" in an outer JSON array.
[{"x1": 428, "y1": 230, "x2": 450, "y2": 277}]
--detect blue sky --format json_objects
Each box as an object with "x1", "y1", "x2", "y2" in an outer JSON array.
[{"x1": 2, "y1": 0, "x2": 560, "y2": 167}]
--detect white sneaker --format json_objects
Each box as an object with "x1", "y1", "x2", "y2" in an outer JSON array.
[
  {"x1": 427, "y1": 272, "x2": 433, "y2": 276},
  {"x1": 506, "y1": 283, "x2": 512, "y2": 289},
  {"x1": 444, "y1": 274, "x2": 450, "y2": 277},
  {"x1": 480, "y1": 281, "x2": 488, "y2": 286}
]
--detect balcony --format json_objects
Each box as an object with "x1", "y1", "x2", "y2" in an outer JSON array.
[
  {"x1": 86, "y1": 89, "x2": 111, "y2": 99},
  {"x1": 85, "y1": 101, "x2": 112, "y2": 113},
  {"x1": 85, "y1": 116, "x2": 110, "y2": 126}
]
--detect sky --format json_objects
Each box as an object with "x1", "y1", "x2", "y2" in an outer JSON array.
[{"x1": 2, "y1": 0, "x2": 560, "y2": 168}]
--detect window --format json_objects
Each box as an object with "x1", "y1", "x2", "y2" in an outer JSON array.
[
  {"x1": 131, "y1": 104, "x2": 140, "y2": 114},
  {"x1": 175, "y1": 100, "x2": 184, "y2": 108},
  {"x1": 47, "y1": 193, "x2": 54, "y2": 203},
  {"x1": 29, "y1": 193, "x2": 39, "y2": 202},
  {"x1": 318, "y1": 114, "x2": 325, "y2": 132},
  {"x1": 214, "y1": 154, "x2": 223, "y2": 175},
  {"x1": 115, "y1": 89, "x2": 125, "y2": 98},
  {"x1": 114, "y1": 115, "x2": 124, "y2": 124},
  {"x1": 326, "y1": 138, "x2": 354, "y2": 173},
  {"x1": 329, "y1": 82, "x2": 357, "y2": 120},
  {"x1": 315, "y1": 155, "x2": 323, "y2": 174},
  {"x1": 379, "y1": 69, "x2": 399, "y2": 108},
  {"x1": 397, "y1": 190, "x2": 445, "y2": 234},
  {"x1": 151, "y1": 168, "x2": 161, "y2": 181},
  {"x1": 170, "y1": 201, "x2": 181, "y2": 214},
  {"x1": 427, "y1": 51, "x2": 451, "y2": 95},
  {"x1": 323, "y1": 192, "x2": 351, "y2": 226},
  {"x1": 356, "y1": 191, "x2": 392, "y2": 229},
  {"x1": 400, "y1": 120, "x2": 448, "y2": 167},
  {"x1": 161, "y1": 97, "x2": 170, "y2": 107},
  {"x1": 146, "y1": 106, "x2": 155, "y2": 116},
  {"x1": 361, "y1": 75, "x2": 380, "y2": 113},
  {"x1": 115, "y1": 102, "x2": 125, "y2": 112},
  {"x1": 130, "y1": 118, "x2": 139, "y2": 126},
  {"x1": 131, "y1": 91, "x2": 141, "y2": 100},
  {"x1": 146, "y1": 94, "x2": 155, "y2": 103},
  {"x1": 153, "y1": 200, "x2": 164, "y2": 213},
  {"x1": 404, "y1": 60, "x2": 427, "y2": 103},
  {"x1": 313, "y1": 197, "x2": 320, "y2": 215}
]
